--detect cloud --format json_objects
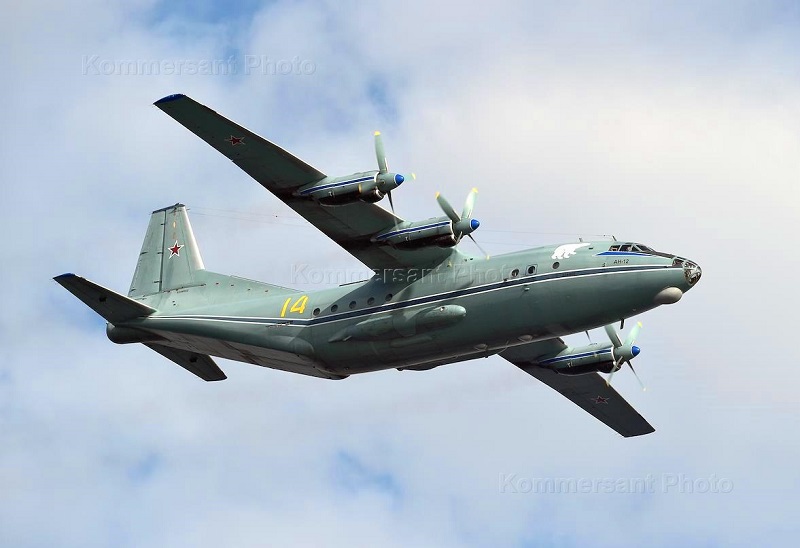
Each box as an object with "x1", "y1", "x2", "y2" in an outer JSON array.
[{"x1": 3, "y1": 0, "x2": 800, "y2": 546}]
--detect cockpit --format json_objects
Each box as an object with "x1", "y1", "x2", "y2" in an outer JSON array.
[
  {"x1": 605, "y1": 242, "x2": 701, "y2": 286},
  {"x1": 607, "y1": 242, "x2": 655, "y2": 254}
]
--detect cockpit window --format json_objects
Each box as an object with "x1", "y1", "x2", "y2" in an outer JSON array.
[{"x1": 609, "y1": 242, "x2": 657, "y2": 254}]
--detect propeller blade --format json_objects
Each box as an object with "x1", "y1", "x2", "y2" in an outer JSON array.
[
  {"x1": 468, "y1": 234, "x2": 490, "y2": 259},
  {"x1": 625, "y1": 321, "x2": 642, "y2": 346},
  {"x1": 627, "y1": 361, "x2": 647, "y2": 391},
  {"x1": 387, "y1": 190, "x2": 395, "y2": 214},
  {"x1": 436, "y1": 192, "x2": 461, "y2": 224},
  {"x1": 374, "y1": 131, "x2": 388, "y2": 173},
  {"x1": 604, "y1": 324, "x2": 623, "y2": 348},
  {"x1": 462, "y1": 188, "x2": 478, "y2": 219},
  {"x1": 606, "y1": 356, "x2": 624, "y2": 386}
]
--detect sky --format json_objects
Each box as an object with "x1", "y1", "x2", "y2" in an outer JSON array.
[{"x1": 2, "y1": 0, "x2": 800, "y2": 546}]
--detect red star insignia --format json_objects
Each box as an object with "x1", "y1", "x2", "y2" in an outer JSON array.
[
  {"x1": 225, "y1": 135, "x2": 245, "y2": 146},
  {"x1": 168, "y1": 241, "x2": 183, "y2": 257},
  {"x1": 592, "y1": 395, "x2": 609, "y2": 404}
]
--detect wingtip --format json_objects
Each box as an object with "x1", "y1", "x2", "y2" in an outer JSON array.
[
  {"x1": 154, "y1": 93, "x2": 187, "y2": 106},
  {"x1": 53, "y1": 273, "x2": 77, "y2": 282}
]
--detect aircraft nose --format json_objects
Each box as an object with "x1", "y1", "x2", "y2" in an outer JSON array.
[{"x1": 684, "y1": 261, "x2": 702, "y2": 286}]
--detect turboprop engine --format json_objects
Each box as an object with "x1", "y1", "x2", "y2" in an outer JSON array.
[
  {"x1": 539, "y1": 323, "x2": 645, "y2": 388},
  {"x1": 294, "y1": 131, "x2": 406, "y2": 207},
  {"x1": 372, "y1": 188, "x2": 485, "y2": 253}
]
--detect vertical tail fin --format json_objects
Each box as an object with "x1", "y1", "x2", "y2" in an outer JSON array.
[{"x1": 129, "y1": 204, "x2": 205, "y2": 297}]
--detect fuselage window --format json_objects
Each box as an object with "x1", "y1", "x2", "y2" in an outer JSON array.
[
  {"x1": 385, "y1": 293, "x2": 393, "y2": 302},
  {"x1": 527, "y1": 265, "x2": 536, "y2": 275},
  {"x1": 619, "y1": 244, "x2": 632, "y2": 252},
  {"x1": 349, "y1": 300, "x2": 357, "y2": 309},
  {"x1": 553, "y1": 262, "x2": 560, "y2": 269},
  {"x1": 330, "y1": 304, "x2": 339, "y2": 312},
  {"x1": 312, "y1": 307, "x2": 321, "y2": 316},
  {"x1": 367, "y1": 297, "x2": 375, "y2": 305},
  {"x1": 511, "y1": 268, "x2": 519, "y2": 277}
]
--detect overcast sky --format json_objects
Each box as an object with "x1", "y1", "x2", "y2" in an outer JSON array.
[{"x1": 3, "y1": 1, "x2": 800, "y2": 546}]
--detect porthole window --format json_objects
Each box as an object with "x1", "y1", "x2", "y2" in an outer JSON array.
[
  {"x1": 511, "y1": 268, "x2": 519, "y2": 277},
  {"x1": 331, "y1": 304, "x2": 339, "y2": 312},
  {"x1": 367, "y1": 297, "x2": 375, "y2": 305},
  {"x1": 552, "y1": 262, "x2": 560, "y2": 269},
  {"x1": 527, "y1": 265, "x2": 536, "y2": 275},
  {"x1": 385, "y1": 293, "x2": 393, "y2": 301},
  {"x1": 312, "y1": 307, "x2": 321, "y2": 316},
  {"x1": 349, "y1": 300, "x2": 357, "y2": 310}
]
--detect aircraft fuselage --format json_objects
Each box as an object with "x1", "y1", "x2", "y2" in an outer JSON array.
[{"x1": 117, "y1": 241, "x2": 700, "y2": 379}]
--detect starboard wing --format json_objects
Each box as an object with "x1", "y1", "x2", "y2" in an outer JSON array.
[
  {"x1": 501, "y1": 340, "x2": 655, "y2": 437},
  {"x1": 154, "y1": 94, "x2": 453, "y2": 271}
]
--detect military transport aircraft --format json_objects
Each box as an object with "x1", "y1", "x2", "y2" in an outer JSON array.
[{"x1": 55, "y1": 94, "x2": 702, "y2": 437}]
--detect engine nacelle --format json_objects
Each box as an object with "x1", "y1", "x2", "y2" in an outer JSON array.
[
  {"x1": 372, "y1": 217, "x2": 457, "y2": 250},
  {"x1": 537, "y1": 343, "x2": 617, "y2": 376},
  {"x1": 295, "y1": 171, "x2": 404, "y2": 206}
]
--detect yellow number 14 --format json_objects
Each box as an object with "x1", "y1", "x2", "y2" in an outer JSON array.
[{"x1": 280, "y1": 295, "x2": 309, "y2": 317}]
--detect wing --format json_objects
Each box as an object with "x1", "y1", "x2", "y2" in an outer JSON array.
[
  {"x1": 501, "y1": 340, "x2": 655, "y2": 437},
  {"x1": 154, "y1": 94, "x2": 452, "y2": 271}
]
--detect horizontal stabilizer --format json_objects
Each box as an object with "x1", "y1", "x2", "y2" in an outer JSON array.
[
  {"x1": 54, "y1": 274, "x2": 155, "y2": 324},
  {"x1": 144, "y1": 343, "x2": 226, "y2": 381}
]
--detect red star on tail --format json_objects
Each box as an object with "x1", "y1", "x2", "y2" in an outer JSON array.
[
  {"x1": 168, "y1": 241, "x2": 183, "y2": 257},
  {"x1": 225, "y1": 135, "x2": 245, "y2": 146},
  {"x1": 592, "y1": 395, "x2": 609, "y2": 404}
]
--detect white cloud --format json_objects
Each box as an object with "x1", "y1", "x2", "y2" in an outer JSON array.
[{"x1": 3, "y1": 0, "x2": 800, "y2": 546}]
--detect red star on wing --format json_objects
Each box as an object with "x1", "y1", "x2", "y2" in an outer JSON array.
[
  {"x1": 592, "y1": 395, "x2": 609, "y2": 404},
  {"x1": 225, "y1": 135, "x2": 245, "y2": 146},
  {"x1": 168, "y1": 241, "x2": 183, "y2": 257}
]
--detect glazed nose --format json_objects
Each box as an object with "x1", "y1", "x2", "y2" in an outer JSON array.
[{"x1": 684, "y1": 261, "x2": 702, "y2": 286}]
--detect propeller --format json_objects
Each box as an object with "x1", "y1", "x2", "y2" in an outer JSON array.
[
  {"x1": 435, "y1": 188, "x2": 488, "y2": 257},
  {"x1": 374, "y1": 130, "x2": 389, "y2": 174},
  {"x1": 604, "y1": 321, "x2": 645, "y2": 390},
  {"x1": 374, "y1": 131, "x2": 405, "y2": 214}
]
